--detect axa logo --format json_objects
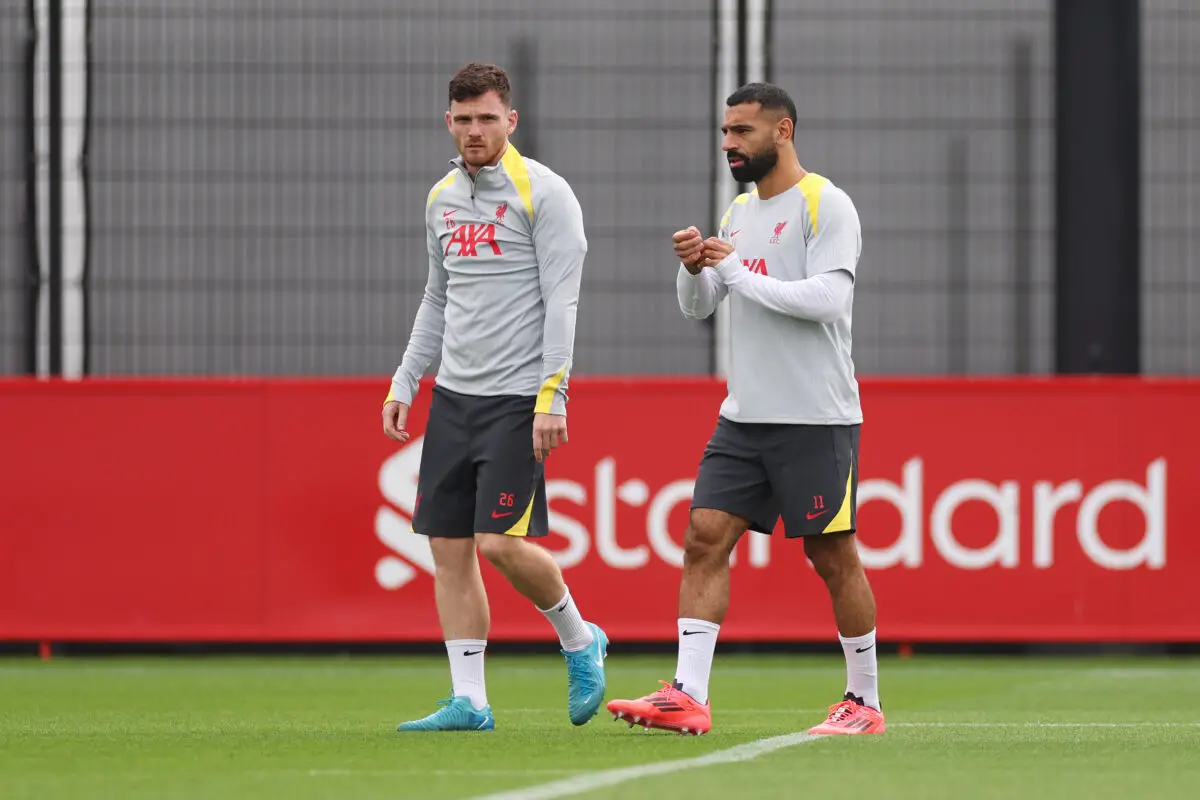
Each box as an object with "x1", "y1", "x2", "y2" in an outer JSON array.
[
  {"x1": 743, "y1": 257, "x2": 768, "y2": 275},
  {"x1": 375, "y1": 436, "x2": 435, "y2": 590},
  {"x1": 495, "y1": 201, "x2": 508, "y2": 223},
  {"x1": 446, "y1": 223, "x2": 501, "y2": 257},
  {"x1": 769, "y1": 221, "x2": 787, "y2": 244}
]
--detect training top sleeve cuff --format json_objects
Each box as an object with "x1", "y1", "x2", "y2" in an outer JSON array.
[
  {"x1": 387, "y1": 374, "x2": 415, "y2": 407},
  {"x1": 713, "y1": 251, "x2": 744, "y2": 281},
  {"x1": 535, "y1": 365, "x2": 569, "y2": 415}
]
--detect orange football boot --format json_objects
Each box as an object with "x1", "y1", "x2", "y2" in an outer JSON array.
[
  {"x1": 808, "y1": 693, "x2": 886, "y2": 735},
  {"x1": 606, "y1": 680, "x2": 712, "y2": 736}
]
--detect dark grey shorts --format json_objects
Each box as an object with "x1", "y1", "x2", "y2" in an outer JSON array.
[
  {"x1": 411, "y1": 385, "x2": 548, "y2": 539},
  {"x1": 691, "y1": 416, "x2": 860, "y2": 537}
]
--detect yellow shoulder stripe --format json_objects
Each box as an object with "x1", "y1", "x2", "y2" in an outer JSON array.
[
  {"x1": 427, "y1": 172, "x2": 457, "y2": 208},
  {"x1": 535, "y1": 365, "x2": 567, "y2": 414},
  {"x1": 501, "y1": 144, "x2": 535, "y2": 222},
  {"x1": 721, "y1": 191, "x2": 754, "y2": 230},
  {"x1": 798, "y1": 173, "x2": 829, "y2": 237}
]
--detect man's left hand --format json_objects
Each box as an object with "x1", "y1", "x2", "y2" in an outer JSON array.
[
  {"x1": 533, "y1": 412, "x2": 567, "y2": 463},
  {"x1": 699, "y1": 237, "x2": 735, "y2": 267}
]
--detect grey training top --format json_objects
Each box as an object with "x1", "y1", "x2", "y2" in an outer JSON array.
[{"x1": 390, "y1": 144, "x2": 586, "y2": 416}]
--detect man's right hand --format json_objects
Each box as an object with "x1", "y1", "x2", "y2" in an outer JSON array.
[
  {"x1": 673, "y1": 226, "x2": 705, "y2": 274},
  {"x1": 382, "y1": 400, "x2": 411, "y2": 443}
]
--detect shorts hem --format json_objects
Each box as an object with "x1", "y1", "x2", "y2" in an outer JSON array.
[
  {"x1": 783, "y1": 526, "x2": 857, "y2": 539},
  {"x1": 690, "y1": 503, "x2": 776, "y2": 536},
  {"x1": 411, "y1": 528, "x2": 472, "y2": 539},
  {"x1": 414, "y1": 524, "x2": 550, "y2": 539},
  {"x1": 718, "y1": 413, "x2": 864, "y2": 426},
  {"x1": 475, "y1": 528, "x2": 548, "y2": 539}
]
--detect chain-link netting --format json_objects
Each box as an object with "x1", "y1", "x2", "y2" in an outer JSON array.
[
  {"x1": 14, "y1": 2, "x2": 1197, "y2": 377},
  {"x1": 0, "y1": 5, "x2": 30, "y2": 375},
  {"x1": 771, "y1": 0, "x2": 1055, "y2": 375},
  {"x1": 86, "y1": 0, "x2": 715, "y2": 376},
  {"x1": 1142, "y1": 0, "x2": 1200, "y2": 375}
]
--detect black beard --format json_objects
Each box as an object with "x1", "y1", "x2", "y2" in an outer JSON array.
[{"x1": 728, "y1": 148, "x2": 778, "y2": 184}]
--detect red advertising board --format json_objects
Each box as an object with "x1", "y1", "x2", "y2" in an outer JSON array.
[{"x1": 1, "y1": 377, "x2": 1198, "y2": 643}]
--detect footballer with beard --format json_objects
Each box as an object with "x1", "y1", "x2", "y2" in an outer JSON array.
[{"x1": 606, "y1": 82, "x2": 883, "y2": 737}]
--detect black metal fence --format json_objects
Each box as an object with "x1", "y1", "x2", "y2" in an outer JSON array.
[
  {"x1": 1, "y1": 1, "x2": 1196, "y2": 378},
  {"x1": 85, "y1": 0, "x2": 715, "y2": 377},
  {"x1": 770, "y1": 0, "x2": 1055, "y2": 376},
  {"x1": 1142, "y1": 0, "x2": 1200, "y2": 375},
  {"x1": 0, "y1": 4, "x2": 31, "y2": 376}
]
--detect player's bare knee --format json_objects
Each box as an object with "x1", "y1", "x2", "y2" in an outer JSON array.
[
  {"x1": 682, "y1": 529, "x2": 718, "y2": 566},
  {"x1": 428, "y1": 537, "x2": 478, "y2": 585},
  {"x1": 805, "y1": 533, "x2": 861, "y2": 586},
  {"x1": 429, "y1": 536, "x2": 476, "y2": 567},
  {"x1": 685, "y1": 509, "x2": 745, "y2": 564},
  {"x1": 475, "y1": 532, "x2": 522, "y2": 570}
]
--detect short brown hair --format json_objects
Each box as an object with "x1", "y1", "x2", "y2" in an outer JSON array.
[{"x1": 448, "y1": 62, "x2": 512, "y2": 106}]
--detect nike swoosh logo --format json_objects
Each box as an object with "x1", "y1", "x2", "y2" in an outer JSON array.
[
  {"x1": 442, "y1": 210, "x2": 456, "y2": 217},
  {"x1": 681, "y1": 630, "x2": 707, "y2": 636},
  {"x1": 463, "y1": 650, "x2": 483, "y2": 656},
  {"x1": 855, "y1": 644, "x2": 875, "y2": 654},
  {"x1": 730, "y1": 229, "x2": 741, "y2": 238},
  {"x1": 491, "y1": 511, "x2": 513, "y2": 519},
  {"x1": 806, "y1": 510, "x2": 830, "y2": 520},
  {"x1": 556, "y1": 602, "x2": 568, "y2": 612}
]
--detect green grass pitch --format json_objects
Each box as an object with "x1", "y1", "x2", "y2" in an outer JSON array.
[{"x1": 2, "y1": 652, "x2": 1198, "y2": 799}]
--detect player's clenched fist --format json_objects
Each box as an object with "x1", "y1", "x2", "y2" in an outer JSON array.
[
  {"x1": 699, "y1": 237, "x2": 735, "y2": 266},
  {"x1": 673, "y1": 226, "x2": 705, "y2": 274},
  {"x1": 382, "y1": 400, "x2": 411, "y2": 443}
]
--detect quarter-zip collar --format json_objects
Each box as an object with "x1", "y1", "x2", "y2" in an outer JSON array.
[{"x1": 450, "y1": 143, "x2": 512, "y2": 192}]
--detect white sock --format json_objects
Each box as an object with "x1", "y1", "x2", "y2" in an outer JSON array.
[
  {"x1": 839, "y1": 629, "x2": 880, "y2": 710},
  {"x1": 674, "y1": 618, "x2": 720, "y2": 704},
  {"x1": 537, "y1": 589, "x2": 594, "y2": 652},
  {"x1": 446, "y1": 639, "x2": 488, "y2": 710}
]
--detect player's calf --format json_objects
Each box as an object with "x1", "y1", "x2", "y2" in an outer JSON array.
[
  {"x1": 805, "y1": 532, "x2": 883, "y2": 712},
  {"x1": 476, "y1": 532, "x2": 565, "y2": 609},
  {"x1": 478, "y1": 533, "x2": 609, "y2": 726}
]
